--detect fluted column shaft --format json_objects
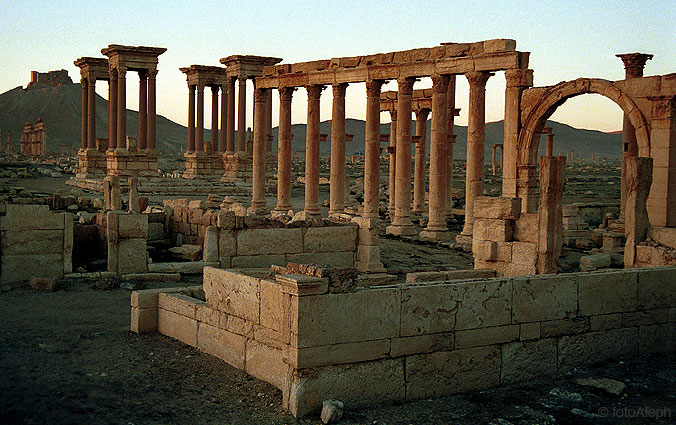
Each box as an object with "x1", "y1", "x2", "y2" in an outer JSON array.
[
  {"x1": 461, "y1": 71, "x2": 491, "y2": 236},
  {"x1": 329, "y1": 83, "x2": 347, "y2": 215},
  {"x1": 187, "y1": 85, "x2": 195, "y2": 152},
  {"x1": 108, "y1": 72, "x2": 118, "y2": 150},
  {"x1": 413, "y1": 108, "x2": 430, "y2": 213},
  {"x1": 226, "y1": 77, "x2": 236, "y2": 152},
  {"x1": 364, "y1": 79, "x2": 383, "y2": 218},
  {"x1": 220, "y1": 84, "x2": 227, "y2": 152},
  {"x1": 237, "y1": 78, "x2": 247, "y2": 152},
  {"x1": 422, "y1": 74, "x2": 450, "y2": 237},
  {"x1": 388, "y1": 110, "x2": 397, "y2": 214},
  {"x1": 117, "y1": 68, "x2": 127, "y2": 151},
  {"x1": 138, "y1": 72, "x2": 147, "y2": 150},
  {"x1": 81, "y1": 78, "x2": 88, "y2": 150},
  {"x1": 251, "y1": 88, "x2": 268, "y2": 213},
  {"x1": 211, "y1": 86, "x2": 219, "y2": 152},
  {"x1": 196, "y1": 84, "x2": 205, "y2": 152},
  {"x1": 304, "y1": 84, "x2": 324, "y2": 216},
  {"x1": 276, "y1": 87, "x2": 294, "y2": 211},
  {"x1": 147, "y1": 70, "x2": 157, "y2": 151}
]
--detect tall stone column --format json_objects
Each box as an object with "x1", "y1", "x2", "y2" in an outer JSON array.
[
  {"x1": 329, "y1": 83, "x2": 347, "y2": 216},
  {"x1": 275, "y1": 87, "x2": 294, "y2": 212},
  {"x1": 460, "y1": 71, "x2": 492, "y2": 239},
  {"x1": 421, "y1": 74, "x2": 450, "y2": 240},
  {"x1": 147, "y1": 70, "x2": 157, "y2": 151},
  {"x1": 220, "y1": 84, "x2": 227, "y2": 152},
  {"x1": 503, "y1": 69, "x2": 533, "y2": 199},
  {"x1": 304, "y1": 84, "x2": 324, "y2": 216},
  {"x1": 491, "y1": 144, "x2": 498, "y2": 175},
  {"x1": 446, "y1": 81, "x2": 459, "y2": 216},
  {"x1": 237, "y1": 77, "x2": 247, "y2": 152},
  {"x1": 87, "y1": 78, "x2": 96, "y2": 150},
  {"x1": 618, "y1": 53, "x2": 653, "y2": 219},
  {"x1": 211, "y1": 86, "x2": 219, "y2": 152},
  {"x1": 544, "y1": 127, "x2": 554, "y2": 156},
  {"x1": 187, "y1": 85, "x2": 195, "y2": 152},
  {"x1": 413, "y1": 108, "x2": 430, "y2": 213},
  {"x1": 265, "y1": 89, "x2": 273, "y2": 154},
  {"x1": 537, "y1": 156, "x2": 566, "y2": 274},
  {"x1": 250, "y1": 88, "x2": 268, "y2": 214},
  {"x1": 226, "y1": 77, "x2": 236, "y2": 152},
  {"x1": 386, "y1": 77, "x2": 416, "y2": 236},
  {"x1": 196, "y1": 84, "x2": 205, "y2": 152},
  {"x1": 108, "y1": 70, "x2": 118, "y2": 150},
  {"x1": 364, "y1": 79, "x2": 383, "y2": 218},
  {"x1": 388, "y1": 110, "x2": 398, "y2": 215},
  {"x1": 80, "y1": 78, "x2": 88, "y2": 150},
  {"x1": 138, "y1": 71, "x2": 148, "y2": 150},
  {"x1": 116, "y1": 67, "x2": 127, "y2": 151}
]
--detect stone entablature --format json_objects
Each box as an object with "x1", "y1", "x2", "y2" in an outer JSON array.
[{"x1": 133, "y1": 265, "x2": 676, "y2": 417}]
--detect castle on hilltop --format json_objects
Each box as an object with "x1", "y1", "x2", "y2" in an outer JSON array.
[{"x1": 27, "y1": 69, "x2": 72, "y2": 89}]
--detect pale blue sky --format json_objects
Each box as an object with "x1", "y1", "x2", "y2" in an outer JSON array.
[{"x1": 1, "y1": 0, "x2": 674, "y2": 132}]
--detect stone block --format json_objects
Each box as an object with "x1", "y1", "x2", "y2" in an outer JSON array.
[
  {"x1": 158, "y1": 293, "x2": 198, "y2": 318},
  {"x1": 246, "y1": 340, "x2": 287, "y2": 390},
  {"x1": 286, "y1": 339, "x2": 390, "y2": 368},
  {"x1": 405, "y1": 269, "x2": 496, "y2": 283},
  {"x1": 221, "y1": 313, "x2": 254, "y2": 338},
  {"x1": 158, "y1": 309, "x2": 198, "y2": 347},
  {"x1": 197, "y1": 322, "x2": 246, "y2": 369},
  {"x1": 295, "y1": 288, "x2": 400, "y2": 347},
  {"x1": 218, "y1": 230, "x2": 236, "y2": 257},
  {"x1": 622, "y1": 309, "x2": 669, "y2": 327},
  {"x1": 511, "y1": 242, "x2": 537, "y2": 266},
  {"x1": 400, "y1": 284, "x2": 457, "y2": 336},
  {"x1": 520, "y1": 322, "x2": 540, "y2": 340},
  {"x1": 513, "y1": 213, "x2": 538, "y2": 243},
  {"x1": 455, "y1": 279, "x2": 512, "y2": 330},
  {"x1": 638, "y1": 267, "x2": 676, "y2": 309},
  {"x1": 473, "y1": 239, "x2": 497, "y2": 261},
  {"x1": 117, "y1": 238, "x2": 148, "y2": 274},
  {"x1": 260, "y1": 279, "x2": 284, "y2": 331},
  {"x1": 352, "y1": 217, "x2": 379, "y2": 246},
  {"x1": 195, "y1": 303, "x2": 219, "y2": 327},
  {"x1": 455, "y1": 325, "x2": 519, "y2": 349},
  {"x1": 203, "y1": 226, "x2": 219, "y2": 262},
  {"x1": 501, "y1": 338, "x2": 557, "y2": 384},
  {"x1": 1, "y1": 230, "x2": 63, "y2": 255},
  {"x1": 1, "y1": 254, "x2": 64, "y2": 284},
  {"x1": 231, "y1": 254, "x2": 286, "y2": 268},
  {"x1": 237, "y1": 228, "x2": 303, "y2": 255},
  {"x1": 578, "y1": 270, "x2": 637, "y2": 316},
  {"x1": 203, "y1": 267, "x2": 260, "y2": 323},
  {"x1": 0, "y1": 205, "x2": 64, "y2": 230},
  {"x1": 483, "y1": 38, "x2": 517, "y2": 52},
  {"x1": 558, "y1": 328, "x2": 638, "y2": 370},
  {"x1": 540, "y1": 317, "x2": 589, "y2": 337},
  {"x1": 169, "y1": 244, "x2": 202, "y2": 261},
  {"x1": 389, "y1": 333, "x2": 455, "y2": 357},
  {"x1": 589, "y1": 313, "x2": 623, "y2": 331},
  {"x1": 131, "y1": 287, "x2": 188, "y2": 308},
  {"x1": 131, "y1": 307, "x2": 158, "y2": 333},
  {"x1": 639, "y1": 323, "x2": 676, "y2": 354},
  {"x1": 118, "y1": 213, "x2": 148, "y2": 239},
  {"x1": 286, "y1": 358, "x2": 405, "y2": 417},
  {"x1": 254, "y1": 325, "x2": 284, "y2": 349},
  {"x1": 647, "y1": 226, "x2": 676, "y2": 249},
  {"x1": 473, "y1": 196, "x2": 521, "y2": 220},
  {"x1": 29, "y1": 277, "x2": 57, "y2": 291},
  {"x1": 286, "y1": 251, "x2": 355, "y2": 268},
  {"x1": 147, "y1": 222, "x2": 164, "y2": 240},
  {"x1": 512, "y1": 275, "x2": 577, "y2": 323},
  {"x1": 406, "y1": 346, "x2": 501, "y2": 400},
  {"x1": 474, "y1": 219, "x2": 513, "y2": 242},
  {"x1": 303, "y1": 226, "x2": 357, "y2": 253}
]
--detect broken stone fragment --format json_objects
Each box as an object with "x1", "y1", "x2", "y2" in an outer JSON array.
[
  {"x1": 321, "y1": 399, "x2": 344, "y2": 424},
  {"x1": 29, "y1": 277, "x2": 57, "y2": 291}
]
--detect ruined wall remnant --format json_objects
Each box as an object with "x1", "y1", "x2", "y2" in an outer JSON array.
[{"x1": 20, "y1": 118, "x2": 46, "y2": 155}]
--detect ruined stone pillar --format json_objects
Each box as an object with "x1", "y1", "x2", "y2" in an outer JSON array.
[
  {"x1": 265, "y1": 89, "x2": 273, "y2": 154},
  {"x1": 544, "y1": 127, "x2": 554, "y2": 156},
  {"x1": 304, "y1": 84, "x2": 324, "y2": 216},
  {"x1": 108, "y1": 70, "x2": 118, "y2": 150},
  {"x1": 250, "y1": 88, "x2": 268, "y2": 214},
  {"x1": 386, "y1": 77, "x2": 416, "y2": 236},
  {"x1": 211, "y1": 86, "x2": 219, "y2": 152},
  {"x1": 624, "y1": 157, "x2": 653, "y2": 267},
  {"x1": 138, "y1": 72, "x2": 148, "y2": 150},
  {"x1": 128, "y1": 177, "x2": 140, "y2": 213},
  {"x1": 503, "y1": 69, "x2": 533, "y2": 199},
  {"x1": 87, "y1": 78, "x2": 96, "y2": 150},
  {"x1": 187, "y1": 85, "x2": 195, "y2": 152},
  {"x1": 460, "y1": 71, "x2": 492, "y2": 239},
  {"x1": 618, "y1": 53, "x2": 653, "y2": 219},
  {"x1": 81, "y1": 78, "x2": 88, "y2": 150},
  {"x1": 364, "y1": 80, "x2": 383, "y2": 218},
  {"x1": 491, "y1": 144, "x2": 498, "y2": 175},
  {"x1": 388, "y1": 109, "x2": 398, "y2": 215},
  {"x1": 196, "y1": 83, "x2": 205, "y2": 152},
  {"x1": 446, "y1": 77, "x2": 459, "y2": 217},
  {"x1": 275, "y1": 87, "x2": 294, "y2": 212},
  {"x1": 226, "y1": 77, "x2": 236, "y2": 152},
  {"x1": 421, "y1": 74, "x2": 450, "y2": 241},
  {"x1": 220, "y1": 83, "x2": 227, "y2": 152},
  {"x1": 413, "y1": 108, "x2": 430, "y2": 214},
  {"x1": 116, "y1": 67, "x2": 127, "y2": 152},
  {"x1": 237, "y1": 77, "x2": 247, "y2": 152},
  {"x1": 537, "y1": 156, "x2": 566, "y2": 274},
  {"x1": 329, "y1": 83, "x2": 347, "y2": 216},
  {"x1": 147, "y1": 70, "x2": 157, "y2": 151}
]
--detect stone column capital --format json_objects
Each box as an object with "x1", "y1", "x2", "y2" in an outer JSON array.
[
  {"x1": 253, "y1": 87, "x2": 267, "y2": 103},
  {"x1": 138, "y1": 70, "x2": 148, "y2": 81},
  {"x1": 414, "y1": 108, "x2": 430, "y2": 121},
  {"x1": 305, "y1": 84, "x2": 325, "y2": 100},
  {"x1": 109, "y1": 68, "x2": 118, "y2": 81},
  {"x1": 365, "y1": 79, "x2": 383, "y2": 98},
  {"x1": 238, "y1": 77, "x2": 247, "y2": 85},
  {"x1": 211, "y1": 85, "x2": 219, "y2": 94},
  {"x1": 616, "y1": 53, "x2": 653, "y2": 78},
  {"x1": 81, "y1": 77, "x2": 88, "y2": 86},
  {"x1": 188, "y1": 84, "x2": 196, "y2": 94},
  {"x1": 431, "y1": 73, "x2": 450, "y2": 93},
  {"x1": 504, "y1": 69, "x2": 534, "y2": 88},
  {"x1": 332, "y1": 83, "x2": 348, "y2": 98},
  {"x1": 116, "y1": 66, "x2": 128, "y2": 78},
  {"x1": 389, "y1": 109, "x2": 398, "y2": 122},
  {"x1": 196, "y1": 82, "x2": 206, "y2": 92},
  {"x1": 148, "y1": 69, "x2": 158, "y2": 79},
  {"x1": 465, "y1": 71, "x2": 493, "y2": 88},
  {"x1": 279, "y1": 86, "x2": 296, "y2": 102},
  {"x1": 396, "y1": 77, "x2": 416, "y2": 95}
]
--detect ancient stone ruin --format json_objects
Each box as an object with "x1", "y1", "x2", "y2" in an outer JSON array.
[{"x1": 20, "y1": 118, "x2": 46, "y2": 156}]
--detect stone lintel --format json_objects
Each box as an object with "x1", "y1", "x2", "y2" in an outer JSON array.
[{"x1": 180, "y1": 65, "x2": 228, "y2": 87}]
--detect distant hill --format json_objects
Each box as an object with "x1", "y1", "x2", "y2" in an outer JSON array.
[{"x1": 0, "y1": 79, "x2": 622, "y2": 159}]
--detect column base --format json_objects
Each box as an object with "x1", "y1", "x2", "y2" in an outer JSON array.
[
  {"x1": 386, "y1": 223, "x2": 416, "y2": 236},
  {"x1": 454, "y1": 234, "x2": 473, "y2": 250},
  {"x1": 221, "y1": 151, "x2": 252, "y2": 183},
  {"x1": 247, "y1": 204, "x2": 268, "y2": 216},
  {"x1": 419, "y1": 229, "x2": 451, "y2": 241},
  {"x1": 106, "y1": 150, "x2": 160, "y2": 178},
  {"x1": 303, "y1": 207, "x2": 322, "y2": 218},
  {"x1": 356, "y1": 245, "x2": 387, "y2": 273}
]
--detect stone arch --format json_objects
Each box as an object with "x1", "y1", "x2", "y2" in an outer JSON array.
[{"x1": 517, "y1": 78, "x2": 650, "y2": 166}]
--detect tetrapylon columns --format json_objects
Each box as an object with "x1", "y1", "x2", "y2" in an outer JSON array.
[
  {"x1": 196, "y1": 83, "x2": 205, "y2": 152},
  {"x1": 81, "y1": 78, "x2": 88, "y2": 150},
  {"x1": 220, "y1": 83, "x2": 227, "y2": 152},
  {"x1": 116, "y1": 67, "x2": 127, "y2": 151},
  {"x1": 237, "y1": 77, "x2": 247, "y2": 152},
  {"x1": 329, "y1": 83, "x2": 348, "y2": 216},
  {"x1": 187, "y1": 85, "x2": 196, "y2": 152},
  {"x1": 226, "y1": 77, "x2": 236, "y2": 152},
  {"x1": 138, "y1": 71, "x2": 147, "y2": 150},
  {"x1": 413, "y1": 107, "x2": 430, "y2": 213},
  {"x1": 147, "y1": 70, "x2": 157, "y2": 151},
  {"x1": 250, "y1": 87, "x2": 268, "y2": 214},
  {"x1": 87, "y1": 77, "x2": 96, "y2": 150},
  {"x1": 388, "y1": 110, "x2": 398, "y2": 215},
  {"x1": 364, "y1": 80, "x2": 383, "y2": 218},
  {"x1": 211, "y1": 85, "x2": 219, "y2": 152},
  {"x1": 275, "y1": 87, "x2": 295, "y2": 212},
  {"x1": 304, "y1": 84, "x2": 324, "y2": 216}
]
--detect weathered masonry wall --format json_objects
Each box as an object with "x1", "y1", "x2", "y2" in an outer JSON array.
[
  {"x1": 0, "y1": 204, "x2": 73, "y2": 284},
  {"x1": 163, "y1": 199, "x2": 358, "y2": 269},
  {"x1": 133, "y1": 266, "x2": 676, "y2": 417}
]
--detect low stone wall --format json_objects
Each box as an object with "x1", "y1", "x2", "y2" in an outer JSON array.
[
  {"x1": 0, "y1": 204, "x2": 73, "y2": 283},
  {"x1": 133, "y1": 265, "x2": 676, "y2": 417}
]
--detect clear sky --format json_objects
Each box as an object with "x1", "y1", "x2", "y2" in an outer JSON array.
[{"x1": 1, "y1": 0, "x2": 674, "y2": 132}]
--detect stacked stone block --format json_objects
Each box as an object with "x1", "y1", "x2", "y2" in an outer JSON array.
[
  {"x1": 106, "y1": 211, "x2": 148, "y2": 275},
  {"x1": 0, "y1": 204, "x2": 73, "y2": 283}
]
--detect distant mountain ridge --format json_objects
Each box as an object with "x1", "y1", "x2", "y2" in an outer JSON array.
[{"x1": 0, "y1": 80, "x2": 622, "y2": 159}]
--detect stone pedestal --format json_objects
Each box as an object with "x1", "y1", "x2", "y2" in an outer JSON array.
[
  {"x1": 183, "y1": 152, "x2": 223, "y2": 180},
  {"x1": 76, "y1": 148, "x2": 107, "y2": 179},
  {"x1": 221, "y1": 151, "x2": 253, "y2": 183},
  {"x1": 106, "y1": 150, "x2": 160, "y2": 178}
]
